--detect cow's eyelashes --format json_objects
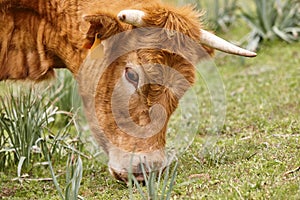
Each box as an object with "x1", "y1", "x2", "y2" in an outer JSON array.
[{"x1": 125, "y1": 67, "x2": 139, "y2": 87}]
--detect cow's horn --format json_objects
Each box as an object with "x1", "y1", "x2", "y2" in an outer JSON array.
[
  {"x1": 200, "y1": 30, "x2": 256, "y2": 57},
  {"x1": 117, "y1": 10, "x2": 256, "y2": 57}
]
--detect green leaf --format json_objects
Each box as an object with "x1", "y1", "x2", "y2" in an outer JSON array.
[
  {"x1": 273, "y1": 26, "x2": 293, "y2": 43},
  {"x1": 17, "y1": 156, "x2": 26, "y2": 178}
]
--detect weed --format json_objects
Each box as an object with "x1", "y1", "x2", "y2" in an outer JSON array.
[
  {"x1": 0, "y1": 70, "x2": 86, "y2": 199},
  {"x1": 241, "y1": 0, "x2": 300, "y2": 50},
  {"x1": 128, "y1": 160, "x2": 179, "y2": 200},
  {"x1": 0, "y1": 85, "x2": 57, "y2": 170}
]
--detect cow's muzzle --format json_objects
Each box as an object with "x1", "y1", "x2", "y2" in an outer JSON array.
[{"x1": 107, "y1": 147, "x2": 168, "y2": 183}]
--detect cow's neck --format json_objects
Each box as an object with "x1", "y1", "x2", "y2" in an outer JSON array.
[
  {"x1": 35, "y1": 0, "x2": 88, "y2": 73},
  {"x1": 2, "y1": 0, "x2": 88, "y2": 76},
  {"x1": 38, "y1": 18, "x2": 87, "y2": 74}
]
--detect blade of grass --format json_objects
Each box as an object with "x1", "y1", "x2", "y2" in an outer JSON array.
[
  {"x1": 165, "y1": 162, "x2": 178, "y2": 200},
  {"x1": 160, "y1": 163, "x2": 170, "y2": 200},
  {"x1": 42, "y1": 141, "x2": 64, "y2": 200},
  {"x1": 17, "y1": 156, "x2": 26, "y2": 179}
]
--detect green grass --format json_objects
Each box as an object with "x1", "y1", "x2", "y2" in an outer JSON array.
[{"x1": 0, "y1": 25, "x2": 299, "y2": 200}]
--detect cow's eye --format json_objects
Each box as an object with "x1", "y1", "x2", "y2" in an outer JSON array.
[{"x1": 125, "y1": 67, "x2": 139, "y2": 87}]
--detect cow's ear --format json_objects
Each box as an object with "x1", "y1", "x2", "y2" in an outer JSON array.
[{"x1": 82, "y1": 14, "x2": 126, "y2": 49}]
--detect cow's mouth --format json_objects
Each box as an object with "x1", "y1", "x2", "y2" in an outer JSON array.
[
  {"x1": 109, "y1": 166, "x2": 164, "y2": 184},
  {"x1": 109, "y1": 167, "x2": 145, "y2": 183}
]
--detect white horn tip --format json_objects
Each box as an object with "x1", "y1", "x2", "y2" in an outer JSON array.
[
  {"x1": 243, "y1": 51, "x2": 257, "y2": 57},
  {"x1": 200, "y1": 29, "x2": 257, "y2": 57},
  {"x1": 117, "y1": 10, "x2": 145, "y2": 26}
]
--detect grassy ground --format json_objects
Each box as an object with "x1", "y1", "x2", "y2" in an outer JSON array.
[{"x1": 0, "y1": 24, "x2": 300, "y2": 200}]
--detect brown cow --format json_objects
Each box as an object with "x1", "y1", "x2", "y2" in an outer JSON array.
[{"x1": 0, "y1": 0, "x2": 256, "y2": 182}]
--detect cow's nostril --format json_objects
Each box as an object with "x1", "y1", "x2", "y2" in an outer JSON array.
[{"x1": 109, "y1": 168, "x2": 128, "y2": 183}]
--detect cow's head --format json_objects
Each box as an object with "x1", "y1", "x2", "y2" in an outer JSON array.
[{"x1": 79, "y1": 7, "x2": 256, "y2": 183}]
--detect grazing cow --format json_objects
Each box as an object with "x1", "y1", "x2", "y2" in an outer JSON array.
[{"x1": 0, "y1": 0, "x2": 256, "y2": 182}]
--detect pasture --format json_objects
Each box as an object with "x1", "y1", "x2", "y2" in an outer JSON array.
[{"x1": 0, "y1": 0, "x2": 299, "y2": 199}]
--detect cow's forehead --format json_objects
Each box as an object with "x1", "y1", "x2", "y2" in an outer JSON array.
[{"x1": 101, "y1": 26, "x2": 209, "y2": 66}]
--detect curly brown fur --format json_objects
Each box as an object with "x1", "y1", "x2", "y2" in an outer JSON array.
[{"x1": 0, "y1": 0, "x2": 213, "y2": 81}]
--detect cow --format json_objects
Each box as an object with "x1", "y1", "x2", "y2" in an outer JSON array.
[{"x1": 0, "y1": 0, "x2": 256, "y2": 182}]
